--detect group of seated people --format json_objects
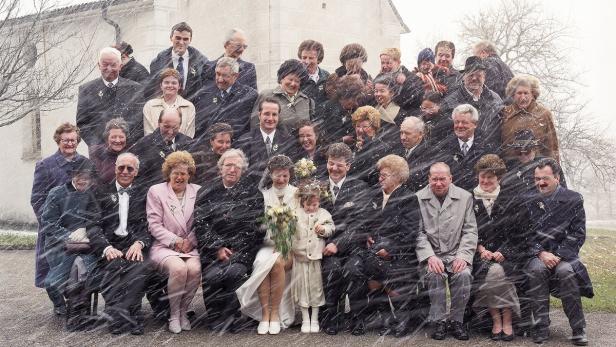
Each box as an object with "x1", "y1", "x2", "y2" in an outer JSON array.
[{"x1": 29, "y1": 22, "x2": 591, "y2": 346}]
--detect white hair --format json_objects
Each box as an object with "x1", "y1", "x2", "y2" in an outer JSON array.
[
  {"x1": 216, "y1": 56, "x2": 240, "y2": 74},
  {"x1": 116, "y1": 152, "x2": 140, "y2": 170},
  {"x1": 400, "y1": 116, "x2": 425, "y2": 133},
  {"x1": 98, "y1": 47, "x2": 122, "y2": 64},
  {"x1": 452, "y1": 104, "x2": 479, "y2": 123},
  {"x1": 224, "y1": 28, "x2": 246, "y2": 45},
  {"x1": 217, "y1": 148, "x2": 248, "y2": 171}
]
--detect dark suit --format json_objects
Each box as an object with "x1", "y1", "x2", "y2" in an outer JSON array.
[
  {"x1": 301, "y1": 67, "x2": 330, "y2": 107},
  {"x1": 76, "y1": 77, "x2": 144, "y2": 146},
  {"x1": 525, "y1": 187, "x2": 593, "y2": 332},
  {"x1": 128, "y1": 130, "x2": 193, "y2": 187},
  {"x1": 192, "y1": 81, "x2": 258, "y2": 141},
  {"x1": 395, "y1": 139, "x2": 434, "y2": 193},
  {"x1": 193, "y1": 175, "x2": 264, "y2": 323},
  {"x1": 345, "y1": 186, "x2": 423, "y2": 328},
  {"x1": 236, "y1": 128, "x2": 293, "y2": 175},
  {"x1": 147, "y1": 46, "x2": 208, "y2": 101},
  {"x1": 86, "y1": 182, "x2": 151, "y2": 328},
  {"x1": 120, "y1": 57, "x2": 150, "y2": 84},
  {"x1": 203, "y1": 56, "x2": 258, "y2": 91},
  {"x1": 437, "y1": 133, "x2": 495, "y2": 191},
  {"x1": 314, "y1": 100, "x2": 357, "y2": 146},
  {"x1": 350, "y1": 137, "x2": 391, "y2": 187},
  {"x1": 319, "y1": 176, "x2": 369, "y2": 329}
]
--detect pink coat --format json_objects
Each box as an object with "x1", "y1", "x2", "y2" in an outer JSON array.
[{"x1": 146, "y1": 182, "x2": 201, "y2": 268}]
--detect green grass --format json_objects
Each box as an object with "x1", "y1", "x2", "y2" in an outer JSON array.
[
  {"x1": 0, "y1": 233, "x2": 37, "y2": 250},
  {"x1": 550, "y1": 228, "x2": 616, "y2": 313}
]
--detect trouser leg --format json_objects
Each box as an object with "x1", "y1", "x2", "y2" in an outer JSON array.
[
  {"x1": 449, "y1": 268, "x2": 473, "y2": 323},
  {"x1": 527, "y1": 257, "x2": 551, "y2": 329},
  {"x1": 343, "y1": 255, "x2": 369, "y2": 318},
  {"x1": 554, "y1": 261, "x2": 586, "y2": 330},
  {"x1": 321, "y1": 255, "x2": 344, "y2": 326},
  {"x1": 424, "y1": 270, "x2": 448, "y2": 322}
]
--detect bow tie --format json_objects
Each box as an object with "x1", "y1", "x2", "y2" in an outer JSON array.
[{"x1": 118, "y1": 187, "x2": 132, "y2": 196}]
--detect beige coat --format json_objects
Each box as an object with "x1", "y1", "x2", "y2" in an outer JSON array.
[
  {"x1": 415, "y1": 184, "x2": 478, "y2": 265},
  {"x1": 143, "y1": 95, "x2": 196, "y2": 138},
  {"x1": 292, "y1": 207, "x2": 334, "y2": 261}
]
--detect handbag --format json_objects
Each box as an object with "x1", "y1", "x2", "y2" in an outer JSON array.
[{"x1": 64, "y1": 228, "x2": 91, "y2": 254}]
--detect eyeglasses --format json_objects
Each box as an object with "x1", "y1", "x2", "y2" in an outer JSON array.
[
  {"x1": 60, "y1": 139, "x2": 78, "y2": 144},
  {"x1": 117, "y1": 165, "x2": 135, "y2": 173}
]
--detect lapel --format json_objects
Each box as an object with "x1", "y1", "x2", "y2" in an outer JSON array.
[{"x1": 165, "y1": 183, "x2": 188, "y2": 234}]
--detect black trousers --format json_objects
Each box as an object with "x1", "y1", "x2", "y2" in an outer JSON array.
[
  {"x1": 99, "y1": 258, "x2": 150, "y2": 324},
  {"x1": 202, "y1": 260, "x2": 249, "y2": 319},
  {"x1": 321, "y1": 255, "x2": 346, "y2": 326}
]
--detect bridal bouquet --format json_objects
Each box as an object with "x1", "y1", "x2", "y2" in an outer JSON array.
[
  {"x1": 260, "y1": 205, "x2": 297, "y2": 258},
  {"x1": 294, "y1": 158, "x2": 317, "y2": 179}
]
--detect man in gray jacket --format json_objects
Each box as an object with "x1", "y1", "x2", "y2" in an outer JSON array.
[{"x1": 416, "y1": 162, "x2": 478, "y2": 340}]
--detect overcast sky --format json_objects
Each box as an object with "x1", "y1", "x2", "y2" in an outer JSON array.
[{"x1": 392, "y1": 0, "x2": 616, "y2": 137}]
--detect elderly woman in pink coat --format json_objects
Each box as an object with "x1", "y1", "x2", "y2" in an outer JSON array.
[{"x1": 146, "y1": 151, "x2": 201, "y2": 334}]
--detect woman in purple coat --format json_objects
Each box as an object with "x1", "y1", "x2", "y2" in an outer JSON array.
[
  {"x1": 146, "y1": 151, "x2": 201, "y2": 334},
  {"x1": 30, "y1": 124, "x2": 87, "y2": 296}
]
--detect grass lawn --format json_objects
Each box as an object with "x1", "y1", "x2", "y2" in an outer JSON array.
[
  {"x1": 550, "y1": 228, "x2": 616, "y2": 313},
  {"x1": 0, "y1": 233, "x2": 37, "y2": 250}
]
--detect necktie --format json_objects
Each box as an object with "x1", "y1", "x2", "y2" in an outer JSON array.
[
  {"x1": 221, "y1": 90, "x2": 228, "y2": 100},
  {"x1": 405, "y1": 148, "x2": 412, "y2": 158},
  {"x1": 265, "y1": 136, "x2": 272, "y2": 156},
  {"x1": 461, "y1": 142, "x2": 469, "y2": 155},
  {"x1": 177, "y1": 56, "x2": 185, "y2": 87},
  {"x1": 333, "y1": 185, "x2": 340, "y2": 196}
]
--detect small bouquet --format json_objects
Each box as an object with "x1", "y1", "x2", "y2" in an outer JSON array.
[
  {"x1": 294, "y1": 158, "x2": 317, "y2": 179},
  {"x1": 260, "y1": 204, "x2": 297, "y2": 258}
]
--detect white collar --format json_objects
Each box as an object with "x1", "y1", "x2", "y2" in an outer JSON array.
[
  {"x1": 260, "y1": 128, "x2": 276, "y2": 142},
  {"x1": 115, "y1": 181, "x2": 132, "y2": 192},
  {"x1": 172, "y1": 49, "x2": 190, "y2": 60},
  {"x1": 308, "y1": 67, "x2": 320, "y2": 83},
  {"x1": 329, "y1": 176, "x2": 346, "y2": 189},
  {"x1": 458, "y1": 136, "x2": 474, "y2": 149},
  {"x1": 102, "y1": 77, "x2": 119, "y2": 86}
]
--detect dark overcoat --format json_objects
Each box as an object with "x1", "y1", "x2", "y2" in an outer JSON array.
[
  {"x1": 147, "y1": 46, "x2": 208, "y2": 101},
  {"x1": 203, "y1": 56, "x2": 258, "y2": 91}
]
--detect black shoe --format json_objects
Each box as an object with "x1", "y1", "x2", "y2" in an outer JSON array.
[
  {"x1": 571, "y1": 329, "x2": 588, "y2": 346},
  {"x1": 351, "y1": 319, "x2": 365, "y2": 336},
  {"x1": 323, "y1": 321, "x2": 338, "y2": 335},
  {"x1": 533, "y1": 328, "x2": 550, "y2": 344},
  {"x1": 450, "y1": 321, "x2": 469, "y2": 340},
  {"x1": 130, "y1": 324, "x2": 144, "y2": 336},
  {"x1": 501, "y1": 331, "x2": 515, "y2": 342},
  {"x1": 431, "y1": 321, "x2": 447, "y2": 340},
  {"x1": 490, "y1": 331, "x2": 502, "y2": 341},
  {"x1": 53, "y1": 305, "x2": 67, "y2": 316}
]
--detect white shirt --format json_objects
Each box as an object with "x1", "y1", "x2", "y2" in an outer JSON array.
[
  {"x1": 172, "y1": 49, "x2": 190, "y2": 89},
  {"x1": 113, "y1": 181, "x2": 130, "y2": 237},
  {"x1": 260, "y1": 128, "x2": 276, "y2": 144},
  {"x1": 329, "y1": 176, "x2": 347, "y2": 203},
  {"x1": 458, "y1": 136, "x2": 474, "y2": 153},
  {"x1": 308, "y1": 67, "x2": 320, "y2": 83},
  {"x1": 102, "y1": 77, "x2": 118, "y2": 87},
  {"x1": 382, "y1": 185, "x2": 401, "y2": 210}
]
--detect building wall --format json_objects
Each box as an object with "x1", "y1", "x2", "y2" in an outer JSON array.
[{"x1": 0, "y1": 0, "x2": 404, "y2": 224}]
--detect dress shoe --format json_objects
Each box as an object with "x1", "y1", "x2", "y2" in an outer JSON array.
[
  {"x1": 323, "y1": 325, "x2": 338, "y2": 335},
  {"x1": 571, "y1": 329, "x2": 588, "y2": 346},
  {"x1": 490, "y1": 331, "x2": 502, "y2": 341},
  {"x1": 351, "y1": 319, "x2": 365, "y2": 336},
  {"x1": 533, "y1": 328, "x2": 550, "y2": 344},
  {"x1": 180, "y1": 314, "x2": 191, "y2": 331},
  {"x1": 501, "y1": 331, "x2": 515, "y2": 341},
  {"x1": 393, "y1": 320, "x2": 413, "y2": 338},
  {"x1": 431, "y1": 321, "x2": 447, "y2": 340},
  {"x1": 168, "y1": 318, "x2": 181, "y2": 334},
  {"x1": 257, "y1": 321, "x2": 270, "y2": 335},
  {"x1": 269, "y1": 321, "x2": 281, "y2": 335},
  {"x1": 450, "y1": 321, "x2": 469, "y2": 340},
  {"x1": 53, "y1": 305, "x2": 67, "y2": 316},
  {"x1": 130, "y1": 324, "x2": 144, "y2": 336}
]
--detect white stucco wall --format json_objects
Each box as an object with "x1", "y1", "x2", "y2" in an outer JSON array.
[{"x1": 0, "y1": 0, "x2": 405, "y2": 224}]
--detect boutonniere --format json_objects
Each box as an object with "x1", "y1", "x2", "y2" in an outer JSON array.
[
  {"x1": 343, "y1": 201, "x2": 355, "y2": 208},
  {"x1": 538, "y1": 201, "x2": 545, "y2": 211},
  {"x1": 372, "y1": 201, "x2": 378, "y2": 210},
  {"x1": 516, "y1": 170, "x2": 522, "y2": 178},
  {"x1": 159, "y1": 151, "x2": 166, "y2": 158},
  {"x1": 98, "y1": 90, "x2": 104, "y2": 99},
  {"x1": 110, "y1": 194, "x2": 117, "y2": 203},
  {"x1": 318, "y1": 85, "x2": 324, "y2": 91},
  {"x1": 474, "y1": 204, "x2": 479, "y2": 213},
  {"x1": 213, "y1": 97, "x2": 218, "y2": 104},
  {"x1": 453, "y1": 154, "x2": 460, "y2": 162},
  {"x1": 287, "y1": 102, "x2": 293, "y2": 108},
  {"x1": 190, "y1": 67, "x2": 196, "y2": 76},
  {"x1": 272, "y1": 144, "x2": 278, "y2": 152}
]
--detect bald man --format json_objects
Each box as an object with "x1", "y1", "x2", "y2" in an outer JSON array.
[
  {"x1": 415, "y1": 162, "x2": 478, "y2": 341},
  {"x1": 77, "y1": 47, "x2": 145, "y2": 146}
]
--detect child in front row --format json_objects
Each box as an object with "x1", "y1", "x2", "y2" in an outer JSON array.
[{"x1": 292, "y1": 182, "x2": 335, "y2": 333}]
